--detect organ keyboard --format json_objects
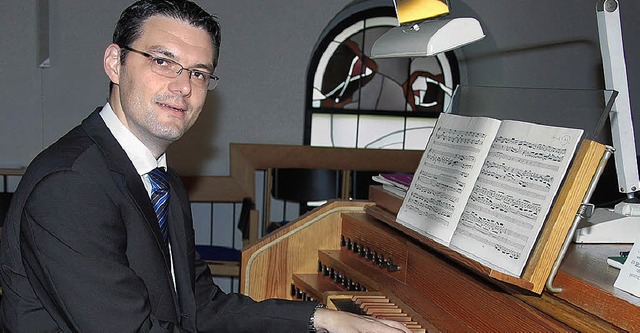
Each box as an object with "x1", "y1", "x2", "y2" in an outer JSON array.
[
  {"x1": 325, "y1": 293, "x2": 428, "y2": 333},
  {"x1": 241, "y1": 188, "x2": 639, "y2": 332}
]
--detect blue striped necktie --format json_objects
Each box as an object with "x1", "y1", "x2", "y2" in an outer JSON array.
[{"x1": 148, "y1": 168, "x2": 170, "y2": 243}]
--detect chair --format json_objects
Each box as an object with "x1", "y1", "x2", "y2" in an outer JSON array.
[
  {"x1": 265, "y1": 168, "x2": 341, "y2": 233},
  {"x1": 349, "y1": 170, "x2": 381, "y2": 200},
  {"x1": 197, "y1": 244, "x2": 241, "y2": 277},
  {"x1": 271, "y1": 168, "x2": 341, "y2": 214},
  {"x1": 196, "y1": 198, "x2": 254, "y2": 278}
]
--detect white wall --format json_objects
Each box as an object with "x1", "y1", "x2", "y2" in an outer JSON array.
[
  {"x1": 169, "y1": 0, "x2": 352, "y2": 175},
  {"x1": 453, "y1": 1, "x2": 639, "y2": 144},
  {"x1": 0, "y1": 0, "x2": 44, "y2": 169}
]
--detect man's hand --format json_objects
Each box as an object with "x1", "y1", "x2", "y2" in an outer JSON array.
[{"x1": 313, "y1": 308, "x2": 413, "y2": 333}]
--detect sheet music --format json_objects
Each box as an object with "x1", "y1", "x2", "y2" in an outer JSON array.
[
  {"x1": 449, "y1": 120, "x2": 583, "y2": 277},
  {"x1": 614, "y1": 235, "x2": 640, "y2": 297},
  {"x1": 397, "y1": 113, "x2": 501, "y2": 246}
]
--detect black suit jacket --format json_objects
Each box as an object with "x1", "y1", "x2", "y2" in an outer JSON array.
[{"x1": 0, "y1": 109, "x2": 315, "y2": 332}]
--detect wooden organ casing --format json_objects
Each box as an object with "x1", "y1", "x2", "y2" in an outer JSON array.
[{"x1": 240, "y1": 189, "x2": 640, "y2": 332}]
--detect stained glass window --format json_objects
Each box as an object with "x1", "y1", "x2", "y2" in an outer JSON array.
[{"x1": 305, "y1": 2, "x2": 460, "y2": 150}]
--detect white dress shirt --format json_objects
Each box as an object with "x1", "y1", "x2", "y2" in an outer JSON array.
[{"x1": 99, "y1": 103, "x2": 176, "y2": 287}]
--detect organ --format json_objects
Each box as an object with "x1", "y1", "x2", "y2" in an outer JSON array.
[{"x1": 240, "y1": 186, "x2": 640, "y2": 332}]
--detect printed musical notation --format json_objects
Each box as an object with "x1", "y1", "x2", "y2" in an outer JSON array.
[
  {"x1": 452, "y1": 227, "x2": 524, "y2": 261},
  {"x1": 413, "y1": 182, "x2": 459, "y2": 204},
  {"x1": 492, "y1": 136, "x2": 567, "y2": 163},
  {"x1": 397, "y1": 114, "x2": 503, "y2": 247},
  {"x1": 417, "y1": 171, "x2": 465, "y2": 194},
  {"x1": 480, "y1": 160, "x2": 553, "y2": 192},
  {"x1": 404, "y1": 192, "x2": 454, "y2": 226},
  {"x1": 469, "y1": 185, "x2": 541, "y2": 221},
  {"x1": 426, "y1": 148, "x2": 476, "y2": 170},
  {"x1": 494, "y1": 244, "x2": 522, "y2": 260},
  {"x1": 460, "y1": 211, "x2": 504, "y2": 236},
  {"x1": 397, "y1": 113, "x2": 584, "y2": 277},
  {"x1": 614, "y1": 235, "x2": 640, "y2": 297},
  {"x1": 487, "y1": 151, "x2": 559, "y2": 172},
  {"x1": 433, "y1": 127, "x2": 487, "y2": 146},
  {"x1": 403, "y1": 172, "x2": 461, "y2": 224},
  {"x1": 457, "y1": 211, "x2": 527, "y2": 260},
  {"x1": 449, "y1": 118, "x2": 583, "y2": 277}
]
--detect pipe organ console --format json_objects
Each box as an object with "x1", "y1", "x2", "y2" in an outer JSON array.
[{"x1": 241, "y1": 188, "x2": 639, "y2": 332}]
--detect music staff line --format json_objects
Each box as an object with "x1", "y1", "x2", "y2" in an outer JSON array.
[
  {"x1": 413, "y1": 183, "x2": 460, "y2": 204},
  {"x1": 433, "y1": 127, "x2": 488, "y2": 147},
  {"x1": 458, "y1": 213, "x2": 527, "y2": 250},
  {"x1": 454, "y1": 228, "x2": 522, "y2": 260},
  {"x1": 467, "y1": 197, "x2": 533, "y2": 230},
  {"x1": 493, "y1": 136, "x2": 568, "y2": 155},
  {"x1": 417, "y1": 171, "x2": 465, "y2": 194},
  {"x1": 406, "y1": 192, "x2": 455, "y2": 220},
  {"x1": 422, "y1": 162, "x2": 470, "y2": 179},
  {"x1": 492, "y1": 141, "x2": 566, "y2": 163},
  {"x1": 426, "y1": 148, "x2": 476, "y2": 170},
  {"x1": 464, "y1": 201, "x2": 534, "y2": 231},
  {"x1": 480, "y1": 169, "x2": 550, "y2": 193},
  {"x1": 403, "y1": 204, "x2": 451, "y2": 228},
  {"x1": 488, "y1": 151, "x2": 559, "y2": 172},
  {"x1": 475, "y1": 177, "x2": 546, "y2": 201},
  {"x1": 432, "y1": 140, "x2": 482, "y2": 153},
  {"x1": 469, "y1": 190, "x2": 540, "y2": 221},
  {"x1": 481, "y1": 161, "x2": 553, "y2": 191}
]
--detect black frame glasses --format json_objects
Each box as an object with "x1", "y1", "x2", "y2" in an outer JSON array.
[{"x1": 122, "y1": 46, "x2": 219, "y2": 91}]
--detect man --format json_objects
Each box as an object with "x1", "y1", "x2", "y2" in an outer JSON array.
[{"x1": 0, "y1": 0, "x2": 412, "y2": 332}]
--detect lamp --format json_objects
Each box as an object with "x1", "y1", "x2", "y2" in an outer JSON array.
[
  {"x1": 369, "y1": 0, "x2": 483, "y2": 58},
  {"x1": 371, "y1": 17, "x2": 485, "y2": 58},
  {"x1": 574, "y1": 0, "x2": 640, "y2": 243}
]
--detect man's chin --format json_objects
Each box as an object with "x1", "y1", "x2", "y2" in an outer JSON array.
[{"x1": 155, "y1": 126, "x2": 185, "y2": 143}]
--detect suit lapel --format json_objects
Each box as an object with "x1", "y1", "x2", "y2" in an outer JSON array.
[
  {"x1": 81, "y1": 109, "x2": 171, "y2": 261},
  {"x1": 82, "y1": 108, "x2": 196, "y2": 328},
  {"x1": 167, "y1": 171, "x2": 197, "y2": 330}
]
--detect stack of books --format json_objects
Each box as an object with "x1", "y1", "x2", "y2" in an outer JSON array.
[{"x1": 372, "y1": 173, "x2": 414, "y2": 198}]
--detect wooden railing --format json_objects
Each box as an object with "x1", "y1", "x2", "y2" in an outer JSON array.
[
  {"x1": 182, "y1": 143, "x2": 422, "y2": 201},
  {"x1": 181, "y1": 143, "x2": 423, "y2": 243}
]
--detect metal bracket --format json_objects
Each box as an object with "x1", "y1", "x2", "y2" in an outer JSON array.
[{"x1": 545, "y1": 146, "x2": 614, "y2": 293}]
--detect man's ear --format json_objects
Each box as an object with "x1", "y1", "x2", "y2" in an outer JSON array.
[{"x1": 104, "y1": 44, "x2": 121, "y2": 85}]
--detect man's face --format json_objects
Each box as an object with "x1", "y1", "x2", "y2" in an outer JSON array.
[{"x1": 107, "y1": 15, "x2": 215, "y2": 150}]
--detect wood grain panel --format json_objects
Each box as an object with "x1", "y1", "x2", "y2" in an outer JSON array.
[
  {"x1": 241, "y1": 201, "x2": 370, "y2": 300},
  {"x1": 242, "y1": 199, "x2": 639, "y2": 332},
  {"x1": 183, "y1": 143, "x2": 422, "y2": 203}
]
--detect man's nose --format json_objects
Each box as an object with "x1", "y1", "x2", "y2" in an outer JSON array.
[{"x1": 168, "y1": 69, "x2": 193, "y2": 96}]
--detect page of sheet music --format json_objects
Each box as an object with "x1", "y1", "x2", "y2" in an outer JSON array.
[
  {"x1": 614, "y1": 235, "x2": 640, "y2": 297},
  {"x1": 396, "y1": 113, "x2": 502, "y2": 246},
  {"x1": 449, "y1": 120, "x2": 583, "y2": 277}
]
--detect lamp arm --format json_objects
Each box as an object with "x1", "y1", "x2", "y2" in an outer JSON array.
[{"x1": 597, "y1": 0, "x2": 640, "y2": 196}]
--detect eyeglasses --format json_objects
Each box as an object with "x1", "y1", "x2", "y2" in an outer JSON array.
[{"x1": 122, "y1": 46, "x2": 219, "y2": 91}]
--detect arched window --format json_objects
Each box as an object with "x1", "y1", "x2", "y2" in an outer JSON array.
[{"x1": 305, "y1": 0, "x2": 461, "y2": 150}]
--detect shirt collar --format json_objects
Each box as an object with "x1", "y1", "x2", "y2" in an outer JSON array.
[{"x1": 99, "y1": 103, "x2": 167, "y2": 176}]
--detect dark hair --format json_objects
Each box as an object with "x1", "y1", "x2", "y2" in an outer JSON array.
[{"x1": 113, "y1": 0, "x2": 221, "y2": 66}]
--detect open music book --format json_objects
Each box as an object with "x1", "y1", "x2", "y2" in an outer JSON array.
[{"x1": 397, "y1": 113, "x2": 583, "y2": 277}]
